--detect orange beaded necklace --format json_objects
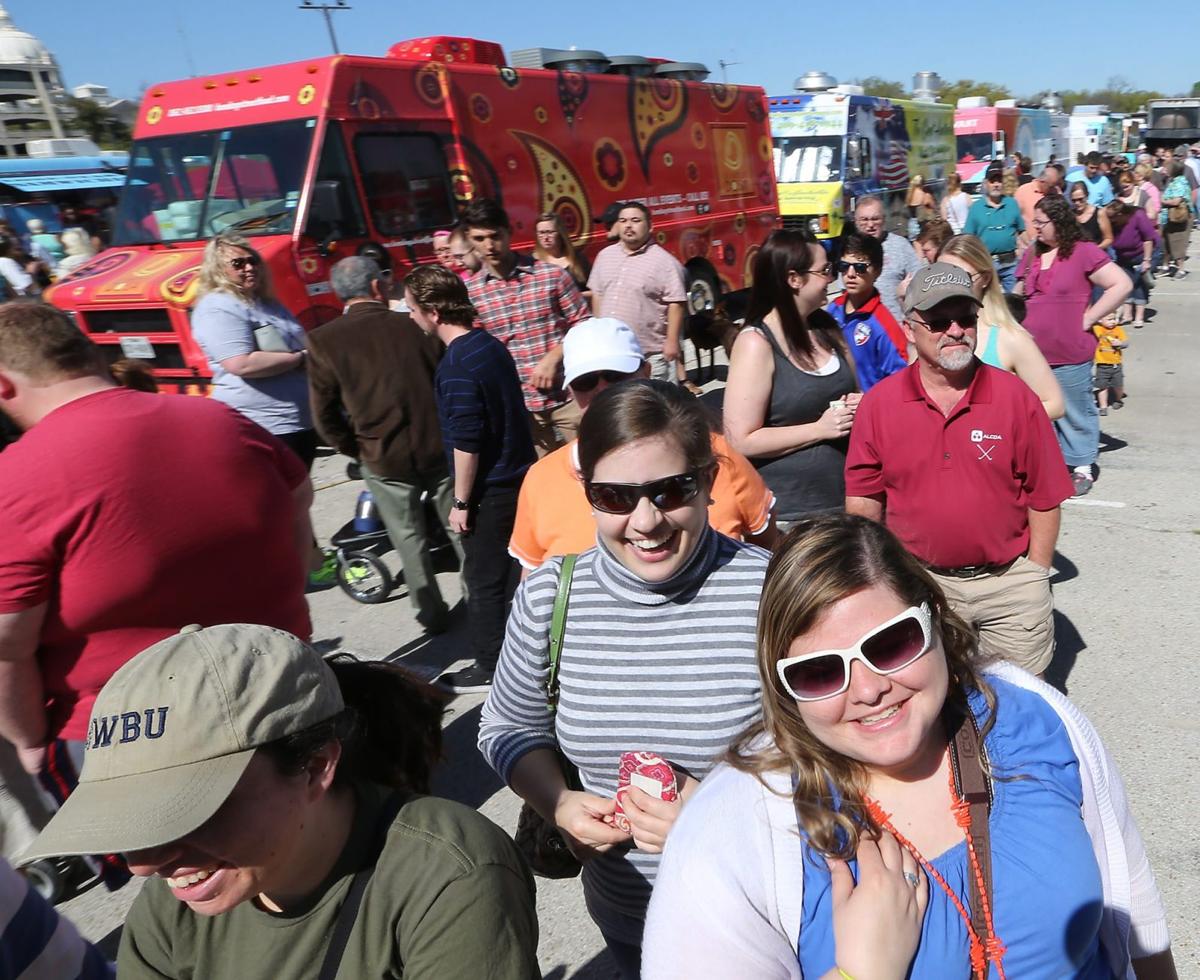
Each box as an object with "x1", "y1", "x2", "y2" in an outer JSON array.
[{"x1": 865, "y1": 750, "x2": 1007, "y2": 980}]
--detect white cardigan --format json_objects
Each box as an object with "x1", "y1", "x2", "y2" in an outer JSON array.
[{"x1": 642, "y1": 662, "x2": 1171, "y2": 979}]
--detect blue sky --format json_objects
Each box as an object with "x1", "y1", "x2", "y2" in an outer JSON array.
[{"x1": 22, "y1": 0, "x2": 1200, "y2": 103}]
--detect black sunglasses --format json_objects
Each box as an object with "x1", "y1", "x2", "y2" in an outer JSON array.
[
  {"x1": 837, "y1": 260, "x2": 871, "y2": 275},
  {"x1": 914, "y1": 311, "x2": 979, "y2": 332},
  {"x1": 569, "y1": 369, "x2": 630, "y2": 393},
  {"x1": 584, "y1": 470, "x2": 705, "y2": 515},
  {"x1": 228, "y1": 255, "x2": 261, "y2": 270}
]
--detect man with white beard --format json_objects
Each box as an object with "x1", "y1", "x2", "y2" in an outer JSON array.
[{"x1": 844, "y1": 263, "x2": 1073, "y2": 677}]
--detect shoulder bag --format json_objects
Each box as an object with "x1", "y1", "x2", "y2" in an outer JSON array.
[
  {"x1": 513, "y1": 554, "x2": 584, "y2": 879},
  {"x1": 947, "y1": 709, "x2": 996, "y2": 959}
]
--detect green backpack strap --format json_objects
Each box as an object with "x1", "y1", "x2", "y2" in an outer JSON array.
[{"x1": 545, "y1": 554, "x2": 578, "y2": 713}]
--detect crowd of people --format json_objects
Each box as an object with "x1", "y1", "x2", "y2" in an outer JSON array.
[
  {"x1": 0, "y1": 169, "x2": 1183, "y2": 980},
  {"x1": 0, "y1": 206, "x2": 102, "y2": 300}
]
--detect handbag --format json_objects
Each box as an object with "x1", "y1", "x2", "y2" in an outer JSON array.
[
  {"x1": 1168, "y1": 201, "x2": 1190, "y2": 224},
  {"x1": 513, "y1": 554, "x2": 583, "y2": 879}
]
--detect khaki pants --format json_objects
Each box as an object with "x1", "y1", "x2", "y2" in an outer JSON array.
[
  {"x1": 361, "y1": 463, "x2": 465, "y2": 629},
  {"x1": 528, "y1": 399, "x2": 582, "y2": 458},
  {"x1": 931, "y1": 555, "x2": 1055, "y2": 674}
]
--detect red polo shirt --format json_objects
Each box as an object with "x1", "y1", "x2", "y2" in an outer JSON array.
[{"x1": 845, "y1": 362, "x2": 1072, "y2": 567}]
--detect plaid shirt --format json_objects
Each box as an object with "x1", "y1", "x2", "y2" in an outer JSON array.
[{"x1": 468, "y1": 254, "x2": 589, "y2": 412}]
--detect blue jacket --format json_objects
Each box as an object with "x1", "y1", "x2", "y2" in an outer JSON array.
[{"x1": 825, "y1": 292, "x2": 907, "y2": 393}]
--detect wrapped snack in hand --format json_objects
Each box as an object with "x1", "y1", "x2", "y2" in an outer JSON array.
[{"x1": 613, "y1": 751, "x2": 678, "y2": 833}]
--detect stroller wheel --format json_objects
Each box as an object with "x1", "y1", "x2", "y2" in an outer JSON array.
[
  {"x1": 337, "y1": 551, "x2": 394, "y2": 604},
  {"x1": 19, "y1": 859, "x2": 65, "y2": 904}
]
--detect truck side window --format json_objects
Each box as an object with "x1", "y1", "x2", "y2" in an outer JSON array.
[
  {"x1": 859, "y1": 138, "x2": 872, "y2": 178},
  {"x1": 305, "y1": 125, "x2": 366, "y2": 241},
  {"x1": 353, "y1": 133, "x2": 455, "y2": 235}
]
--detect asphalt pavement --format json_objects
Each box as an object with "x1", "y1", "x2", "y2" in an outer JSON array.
[{"x1": 55, "y1": 260, "x2": 1200, "y2": 977}]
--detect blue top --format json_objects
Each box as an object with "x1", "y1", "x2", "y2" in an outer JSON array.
[
  {"x1": 963, "y1": 197, "x2": 1025, "y2": 256},
  {"x1": 435, "y1": 328, "x2": 536, "y2": 494},
  {"x1": 191, "y1": 291, "x2": 312, "y2": 435},
  {"x1": 1073, "y1": 172, "x2": 1115, "y2": 207},
  {"x1": 797, "y1": 678, "x2": 1109, "y2": 979},
  {"x1": 979, "y1": 324, "x2": 1002, "y2": 369},
  {"x1": 825, "y1": 292, "x2": 907, "y2": 393}
]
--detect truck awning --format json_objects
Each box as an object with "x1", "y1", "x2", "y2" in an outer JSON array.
[{"x1": 0, "y1": 172, "x2": 127, "y2": 192}]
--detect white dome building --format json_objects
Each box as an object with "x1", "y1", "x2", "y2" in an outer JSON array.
[{"x1": 0, "y1": 2, "x2": 70, "y2": 156}]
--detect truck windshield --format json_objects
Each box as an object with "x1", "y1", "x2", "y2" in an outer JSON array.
[
  {"x1": 112, "y1": 118, "x2": 315, "y2": 245},
  {"x1": 774, "y1": 136, "x2": 842, "y2": 183},
  {"x1": 956, "y1": 133, "x2": 995, "y2": 164}
]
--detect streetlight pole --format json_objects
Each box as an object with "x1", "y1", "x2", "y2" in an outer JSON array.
[{"x1": 298, "y1": 0, "x2": 350, "y2": 55}]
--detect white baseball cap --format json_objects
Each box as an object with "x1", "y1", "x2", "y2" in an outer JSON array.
[{"x1": 562, "y1": 317, "x2": 644, "y2": 388}]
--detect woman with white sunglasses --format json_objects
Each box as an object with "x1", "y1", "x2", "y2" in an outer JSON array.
[
  {"x1": 479, "y1": 379, "x2": 769, "y2": 978},
  {"x1": 643, "y1": 514, "x2": 1175, "y2": 980}
]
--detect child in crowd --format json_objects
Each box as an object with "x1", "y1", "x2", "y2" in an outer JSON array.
[
  {"x1": 1093, "y1": 313, "x2": 1128, "y2": 415},
  {"x1": 825, "y1": 230, "x2": 907, "y2": 392}
]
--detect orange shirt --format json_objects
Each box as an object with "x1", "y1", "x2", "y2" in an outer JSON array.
[{"x1": 508, "y1": 432, "x2": 775, "y2": 569}]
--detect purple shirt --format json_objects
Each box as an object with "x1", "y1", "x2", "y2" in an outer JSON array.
[
  {"x1": 1017, "y1": 241, "x2": 1110, "y2": 366},
  {"x1": 1111, "y1": 209, "x2": 1161, "y2": 263}
]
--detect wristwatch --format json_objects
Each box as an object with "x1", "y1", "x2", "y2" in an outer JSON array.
[{"x1": 452, "y1": 497, "x2": 469, "y2": 511}]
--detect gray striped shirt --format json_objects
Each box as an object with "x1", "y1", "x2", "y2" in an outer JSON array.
[{"x1": 478, "y1": 529, "x2": 767, "y2": 943}]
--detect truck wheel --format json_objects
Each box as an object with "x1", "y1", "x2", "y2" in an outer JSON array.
[{"x1": 685, "y1": 261, "x2": 722, "y2": 317}]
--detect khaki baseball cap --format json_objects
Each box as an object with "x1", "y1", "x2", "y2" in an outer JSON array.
[
  {"x1": 902, "y1": 262, "x2": 982, "y2": 316},
  {"x1": 20, "y1": 624, "x2": 344, "y2": 864}
]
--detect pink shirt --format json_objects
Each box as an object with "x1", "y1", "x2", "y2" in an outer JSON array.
[{"x1": 587, "y1": 241, "x2": 687, "y2": 354}]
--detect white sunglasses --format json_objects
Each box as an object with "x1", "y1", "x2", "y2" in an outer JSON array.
[{"x1": 776, "y1": 603, "x2": 933, "y2": 701}]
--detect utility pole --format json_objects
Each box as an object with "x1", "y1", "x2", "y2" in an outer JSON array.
[{"x1": 298, "y1": 0, "x2": 350, "y2": 55}]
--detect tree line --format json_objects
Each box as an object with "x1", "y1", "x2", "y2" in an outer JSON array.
[{"x1": 853, "y1": 75, "x2": 1187, "y2": 114}]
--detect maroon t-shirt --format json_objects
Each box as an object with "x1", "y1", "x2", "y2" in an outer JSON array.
[
  {"x1": 845, "y1": 363, "x2": 1073, "y2": 568},
  {"x1": 1017, "y1": 241, "x2": 1110, "y2": 366},
  {"x1": 0, "y1": 388, "x2": 312, "y2": 740}
]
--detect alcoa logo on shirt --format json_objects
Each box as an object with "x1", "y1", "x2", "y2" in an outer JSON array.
[
  {"x1": 971, "y1": 429, "x2": 1003, "y2": 462},
  {"x1": 87, "y1": 708, "x2": 170, "y2": 748}
]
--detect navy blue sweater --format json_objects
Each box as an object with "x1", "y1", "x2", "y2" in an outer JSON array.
[{"x1": 435, "y1": 328, "x2": 536, "y2": 494}]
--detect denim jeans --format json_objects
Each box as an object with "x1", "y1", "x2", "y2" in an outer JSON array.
[
  {"x1": 993, "y1": 259, "x2": 1017, "y2": 293},
  {"x1": 1051, "y1": 361, "x2": 1099, "y2": 468}
]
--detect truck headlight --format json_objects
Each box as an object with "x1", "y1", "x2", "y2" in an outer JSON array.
[{"x1": 808, "y1": 218, "x2": 822, "y2": 235}]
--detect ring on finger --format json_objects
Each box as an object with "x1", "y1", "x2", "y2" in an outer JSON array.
[{"x1": 903, "y1": 870, "x2": 920, "y2": 888}]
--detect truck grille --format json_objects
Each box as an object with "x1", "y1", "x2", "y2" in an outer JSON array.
[{"x1": 781, "y1": 216, "x2": 814, "y2": 232}]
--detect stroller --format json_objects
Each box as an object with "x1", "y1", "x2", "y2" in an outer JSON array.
[{"x1": 328, "y1": 465, "x2": 456, "y2": 604}]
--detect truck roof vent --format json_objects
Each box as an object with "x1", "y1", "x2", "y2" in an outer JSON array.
[
  {"x1": 510, "y1": 47, "x2": 610, "y2": 73},
  {"x1": 1072, "y1": 104, "x2": 1110, "y2": 115},
  {"x1": 957, "y1": 96, "x2": 989, "y2": 109},
  {"x1": 912, "y1": 71, "x2": 942, "y2": 102},
  {"x1": 1042, "y1": 93, "x2": 1064, "y2": 112},
  {"x1": 654, "y1": 61, "x2": 709, "y2": 82},
  {"x1": 387, "y1": 37, "x2": 507, "y2": 66},
  {"x1": 794, "y1": 70, "x2": 838, "y2": 93},
  {"x1": 606, "y1": 55, "x2": 655, "y2": 77}
]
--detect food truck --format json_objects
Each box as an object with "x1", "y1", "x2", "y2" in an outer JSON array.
[
  {"x1": 1067, "y1": 105, "x2": 1125, "y2": 161},
  {"x1": 769, "y1": 73, "x2": 954, "y2": 239},
  {"x1": 1143, "y1": 98, "x2": 1200, "y2": 153},
  {"x1": 47, "y1": 36, "x2": 777, "y2": 391},
  {"x1": 954, "y1": 99, "x2": 1057, "y2": 191}
]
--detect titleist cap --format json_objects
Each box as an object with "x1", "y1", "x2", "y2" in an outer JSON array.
[{"x1": 903, "y1": 262, "x2": 981, "y2": 315}]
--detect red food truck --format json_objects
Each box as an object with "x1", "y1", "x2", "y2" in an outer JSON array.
[{"x1": 46, "y1": 36, "x2": 777, "y2": 391}]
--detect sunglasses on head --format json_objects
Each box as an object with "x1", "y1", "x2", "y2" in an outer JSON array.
[
  {"x1": 776, "y1": 603, "x2": 933, "y2": 701},
  {"x1": 584, "y1": 469, "x2": 705, "y2": 515},
  {"x1": 228, "y1": 255, "x2": 261, "y2": 270},
  {"x1": 569, "y1": 369, "x2": 630, "y2": 393},
  {"x1": 837, "y1": 260, "x2": 872, "y2": 275},
  {"x1": 915, "y1": 311, "x2": 978, "y2": 332}
]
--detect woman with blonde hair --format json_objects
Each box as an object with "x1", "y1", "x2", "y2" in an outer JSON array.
[
  {"x1": 643, "y1": 513, "x2": 1176, "y2": 980},
  {"x1": 533, "y1": 211, "x2": 590, "y2": 292},
  {"x1": 905, "y1": 175, "x2": 936, "y2": 238},
  {"x1": 191, "y1": 233, "x2": 315, "y2": 464},
  {"x1": 937, "y1": 234, "x2": 1064, "y2": 419},
  {"x1": 940, "y1": 174, "x2": 970, "y2": 234}
]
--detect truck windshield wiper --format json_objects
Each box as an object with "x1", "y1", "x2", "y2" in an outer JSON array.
[{"x1": 222, "y1": 208, "x2": 292, "y2": 233}]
